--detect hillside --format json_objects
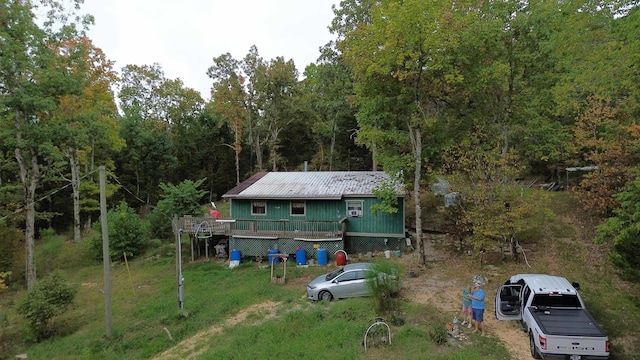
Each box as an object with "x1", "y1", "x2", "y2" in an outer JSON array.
[{"x1": 2, "y1": 191, "x2": 639, "y2": 359}]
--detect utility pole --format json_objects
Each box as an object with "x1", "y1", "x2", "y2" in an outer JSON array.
[{"x1": 100, "y1": 166, "x2": 112, "y2": 337}]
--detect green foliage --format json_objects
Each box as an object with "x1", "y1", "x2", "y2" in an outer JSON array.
[
  {"x1": 148, "y1": 178, "x2": 207, "y2": 239},
  {"x1": 371, "y1": 177, "x2": 401, "y2": 215},
  {"x1": 0, "y1": 271, "x2": 11, "y2": 291},
  {"x1": 429, "y1": 324, "x2": 449, "y2": 345},
  {"x1": 89, "y1": 202, "x2": 148, "y2": 260},
  {"x1": 16, "y1": 271, "x2": 77, "y2": 341},
  {"x1": 0, "y1": 224, "x2": 22, "y2": 287},
  {"x1": 365, "y1": 262, "x2": 401, "y2": 315},
  {"x1": 596, "y1": 176, "x2": 640, "y2": 281}
]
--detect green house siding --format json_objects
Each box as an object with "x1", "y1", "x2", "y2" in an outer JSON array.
[
  {"x1": 343, "y1": 198, "x2": 404, "y2": 236},
  {"x1": 231, "y1": 199, "x2": 347, "y2": 221},
  {"x1": 230, "y1": 197, "x2": 404, "y2": 236}
]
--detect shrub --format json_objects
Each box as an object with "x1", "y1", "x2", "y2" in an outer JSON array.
[
  {"x1": 430, "y1": 324, "x2": 448, "y2": 345},
  {"x1": 16, "y1": 271, "x2": 77, "y2": 341},
  {"x1": 89, "y1": 202, "x2": 148, "y2": 261},
  {"x1": 366, "y1": 262, "x2": 400, "y2": 315}
]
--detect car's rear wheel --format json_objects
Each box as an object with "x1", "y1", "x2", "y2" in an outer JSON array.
[{"x1": 319, "y1": 290, "x2": 333, "y2": 301}]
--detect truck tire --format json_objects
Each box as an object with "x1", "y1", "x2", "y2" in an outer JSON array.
[
  {"x1": 520, "y1": 319, "x2": 527, "y2": 332},
  {"x1": 529, "y1": 332, "x2": 542, "y2": 359}
]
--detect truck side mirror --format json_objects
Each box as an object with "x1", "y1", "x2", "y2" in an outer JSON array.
[{"x1": 572, "y1": 282, "x2": 580, "y2": 291}]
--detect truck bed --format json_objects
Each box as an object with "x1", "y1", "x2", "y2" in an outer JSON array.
[{"x1": 527, "y1": 307, "x2": 607, "y2": 337}]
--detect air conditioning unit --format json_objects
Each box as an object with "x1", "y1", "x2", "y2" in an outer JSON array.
[{"x1": 348, "y1": 210, "x2": 362, "y2": 217}]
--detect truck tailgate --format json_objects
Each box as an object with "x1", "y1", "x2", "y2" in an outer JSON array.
[{"x1": 546, "y1": 335, "x2": 609, "y2": 357}]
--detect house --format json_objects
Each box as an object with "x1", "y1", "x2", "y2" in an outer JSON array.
[{"x1": 220, "y1": 171, "x2": 406, "y2": 261}]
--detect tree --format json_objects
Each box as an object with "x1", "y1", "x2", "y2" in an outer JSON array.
[
  {"x1": 339, "y1": 0, "x2": 467, "y2": 265},
  {"x1": 302, "y1": 44, "x2": 362, "y2": 171},
  {"x1": 148, "y1": 179, "x2": 207, "y2": 239},
  {"x1": 260, "y1": 56, "x2": 299, "y2": 171},
  {"x1": 597, "y1": 174, "x2": 640, "y2": 282},
  {"x1": 572, "y1": 95, "x2": 635, "y2": 217},
  {"x1": 207, "y1": 53, "x2": 247, "y2": 184},
  {"x1": 240, "y1": 46, "x2": 269, "y2": 172},
  {"x1": 117, "y1": 64, "x2": 202, "y2": 206},
  {"x1": 48, "y1": 37, "x2": 123, "y2": 242},
  {"x1": 0, "y1": 0, "x2": 90, "y2": 289},
  {"x1": 441, "y1": 127, "x2": 525, "y2": 260}
]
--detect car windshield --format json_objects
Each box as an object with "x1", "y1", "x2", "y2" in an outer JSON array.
[{"x1": 326, "y1": 267, "x2": 345, "y2": 281}]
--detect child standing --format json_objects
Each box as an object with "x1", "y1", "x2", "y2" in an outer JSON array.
[{"x1": 461, "y1": 284, "x2": 473, "y2": 328}]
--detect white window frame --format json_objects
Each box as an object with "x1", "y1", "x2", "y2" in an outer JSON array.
[{"x1": 346, "y1": 200, "x2": 363, "y2": 217}]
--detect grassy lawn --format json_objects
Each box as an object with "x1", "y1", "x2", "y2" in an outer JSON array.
[
  {"x1": 2, "y1": 190, "x2": 639, "y2": 359},
  {"x1": 2, "y1": 252, "x2": 511, "y2": 359}
]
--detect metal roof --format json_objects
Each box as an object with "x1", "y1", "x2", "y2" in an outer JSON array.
[{"x1": 223, "y1": 171, "x2": 403, "y2": 200}]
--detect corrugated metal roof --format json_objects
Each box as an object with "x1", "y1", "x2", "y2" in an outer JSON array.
[
  {"x1": 224, "y1": 172, "x2": 268, "y2": 196},
  {"x1": 223, "y1": 171, "x2": 403, "y2": 199}
]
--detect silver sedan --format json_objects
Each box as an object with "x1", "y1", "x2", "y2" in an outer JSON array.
[{"x1": 306, "y1": 263, "x2": 376, "y2": 301}]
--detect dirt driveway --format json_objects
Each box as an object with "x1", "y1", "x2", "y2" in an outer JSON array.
[{"x1": 400, "y1": 238, "x2": 531, "y2": 360}]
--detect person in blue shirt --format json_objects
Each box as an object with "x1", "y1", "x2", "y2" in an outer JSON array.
[{"x1": 468, "y1": 281, "x2": 486, "y2": 335}]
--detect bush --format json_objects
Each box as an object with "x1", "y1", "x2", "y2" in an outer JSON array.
[
  {"x1": 366, "y1": 262, "x2": 401, "y2": 315},
  {"x1": 89, "y1": 202, "x2": 148, "y2": 261},
  {"x1": 16, "y1": 271, "x2": 77, "y2": 341},
  {"x1": 430, "y1": 324, "x2": 448, "y2": 345}
]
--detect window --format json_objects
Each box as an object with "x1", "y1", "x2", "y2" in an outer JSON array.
[
  {"x1": 252, "y1": 201, "x2": 266, "y2": 215},
  {"x1": 291, "y1": 201, "x2": 305, "y2": 216},
  {"x1": 346, "y1": 200, "x2": 363, "y2": 217},
  {"x1": 337, "y1": 271, "x2": 357, "y2": 282}
]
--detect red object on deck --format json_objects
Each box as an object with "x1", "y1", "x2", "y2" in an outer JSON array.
[
  {"x1": 335, "y1": 251, "x2": 347, "y2": 266},
  {"x1": 209, "y1": 208, "x2": 221, "y2": 218}
]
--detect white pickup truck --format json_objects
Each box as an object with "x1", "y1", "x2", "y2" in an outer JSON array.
[{"x1": 495, "y1": 274, "x2": 609, "y2": 360}]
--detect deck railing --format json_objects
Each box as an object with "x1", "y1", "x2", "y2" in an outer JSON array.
[
  {"x1": 231, "y1": 219, "x2": 343, "y2": 239},
  {"x1": 174, "y1": 216, "x2": 343, "y2": 240}
]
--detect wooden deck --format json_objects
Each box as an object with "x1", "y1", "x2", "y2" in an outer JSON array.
[
  {"x1": 174, "y1": 216, "x2": 344, "y2": 240},
  {"x1": 174, "y1": 216, "x2": 346, "y2": 258}
]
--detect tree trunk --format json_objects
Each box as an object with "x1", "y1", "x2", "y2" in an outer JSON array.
[
  {"x1": 254, "y1": 133, "x2": 264, "y2": 171},
  {"x1": 234, "y1": 122, "x2": 241, "y2": 185},
  {"x1": 65, "y1": 148, "x2": 82, "y2": 242},
  {"x1": 329, "y1": 112, "x2": 338, "y2": 171},
  {"x1": 15, "y1": 137, "x2": 40, "y2": 290},
  {"x1": 412, "y1": 127, "x2": 425, "y2": 265}
]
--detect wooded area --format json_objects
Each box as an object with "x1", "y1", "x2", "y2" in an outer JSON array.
[{"x1": 1, "y1": 0, "x2": 639, "y2": 290}]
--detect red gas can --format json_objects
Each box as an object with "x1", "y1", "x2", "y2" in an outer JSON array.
[{"x1": 335, "y1": 250, "x2": 347, "y2": 266}]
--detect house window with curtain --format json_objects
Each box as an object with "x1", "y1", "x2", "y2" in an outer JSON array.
[
  {"x1": 252, "y1": 201, "x2": 266, "y2": 215},
  {"x1": 291, "y1": 201, "x2": 305, "y2": 216}
]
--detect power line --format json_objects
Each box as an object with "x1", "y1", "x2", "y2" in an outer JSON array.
[{"x1": 0, "y1": 168, "x2": 99, "y2": 223}]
